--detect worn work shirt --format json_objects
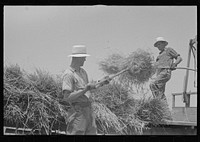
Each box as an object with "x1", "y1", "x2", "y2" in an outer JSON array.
[
  {"x1": 155, "y1": 47, "x2": 180, "y2": 75},
  {"x1": 62, "y1": 67, "x2": 91, "y2": 104}
]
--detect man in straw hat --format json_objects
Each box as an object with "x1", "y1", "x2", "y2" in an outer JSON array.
[
  {"x1": 149, "y1": 37, "x2": 182, "y2": 103},
  {"x1": 60, "y1": 45, "x2": 109, "y2": 135}
]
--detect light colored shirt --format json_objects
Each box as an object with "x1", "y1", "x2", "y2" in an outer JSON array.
[
  {"x1": 155, "y1": 47, "x2": 180, "y2": 74},
  {"x1": 62, "y1": 67, "x2": 97, "y2": 135},
  {"x1": 62, "y1": 67, "x2": 91, "y2": 103}
]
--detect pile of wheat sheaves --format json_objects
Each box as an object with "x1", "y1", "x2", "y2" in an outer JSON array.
[{"x1": 4, "y1": 61, "x2": 172, "y2": 135}]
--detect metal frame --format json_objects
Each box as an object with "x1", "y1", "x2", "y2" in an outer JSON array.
[
  {"x1": 172, "y1": 91, "x2": 197, "y2": 107},
  {"x1": 182, "y1": 36, "x2": 197, "y2": 107}
]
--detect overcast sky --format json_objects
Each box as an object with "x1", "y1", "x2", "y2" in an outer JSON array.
[{"x1": 4, "y1": 6, "x2": 197, "y2": 108}]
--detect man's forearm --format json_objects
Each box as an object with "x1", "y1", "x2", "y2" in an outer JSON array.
[
  {"x1": 174, "y1": 56, "x2": 182, "y2": 66},
  {"x1": 63, "y1": 88, "x2": 88, "y2": 102}
]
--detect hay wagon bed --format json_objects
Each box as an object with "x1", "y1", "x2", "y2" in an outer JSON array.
[
  {"x1": 4, "y1": 106, "x2": 197, "y2": 135},
  {"x1": 3, "y1": 121, "x2": 197, "y2": 135}
]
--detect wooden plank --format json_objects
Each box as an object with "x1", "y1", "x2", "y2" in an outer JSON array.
[
  {"x1": 143, "y1": 126, "x2": 197, "y2": 135},
  {"x1": 172, "y1": 92, "x2": 197, "y2": 96},
  {"x1": 4, "y1": 126, "x2": 32, "y2": 131},
  {"x1": 3, "y1": 126, "x2": 66, "y2": 135},
  {"x1": 163, "y1": 120, "x2": 197, "y2": 126},
  {"x1": 172, "y1": 107, "x2": 197, "y2": 122}
]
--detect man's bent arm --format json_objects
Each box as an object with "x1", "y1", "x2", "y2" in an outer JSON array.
[
  {"x1": 62, "y1": 88, "x2": 88, "y2": 102},
  {"x1": 174, "y1": 56, "x2": 182, "y2": 66}
]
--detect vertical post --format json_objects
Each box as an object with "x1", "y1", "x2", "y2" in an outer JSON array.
[
  {"x1": 172, "y1": 94, "x2": 175, "y2": 107},
  {"x1": 186, "y1": 91, "x2": 191, "y2": 107},
  {"x1": 193, "y1": 36, "x2": 197, "y2": 88},
  {"x1": 194, "y1": 35, "x2": 197, "y2": 48},
  {"x1": 4, "y1": 127, "x2": 6, "y2": 134},
  {"x1": 186, "y1": 94, "x2": 190, "y2": 107},
  {"x1": 183, "y1": 39, "x2": 192, "y2": 107}
]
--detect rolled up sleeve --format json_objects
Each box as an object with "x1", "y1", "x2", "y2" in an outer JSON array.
[
  {"x1": 62, "y1": 73, "x2": 74, "y2": 92},
  {"x1": 167, "y1": 47, "x2": 180, "y2": 59}
]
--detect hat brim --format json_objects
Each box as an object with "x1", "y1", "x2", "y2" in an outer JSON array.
[
  {"x1": 68, "y1": 54, "x2": 90, "y2": 57},
  {"x1": 154, "y1": 41, "x2": 168, "y2": 47}
]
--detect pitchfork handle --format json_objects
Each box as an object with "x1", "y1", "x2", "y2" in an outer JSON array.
[
  {"x1": 95, "y1": 68, "x2": 129, "y2": 87},
  {"x1": 160, "y1": 67, "x2": 197, "y2": 72}
]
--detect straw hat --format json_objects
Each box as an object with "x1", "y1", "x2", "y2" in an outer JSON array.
[
  {"x1": 68, "y1": 45, "x2": 90, "y2": 57},
  {"x1": 154, "y1": 37, "x2": 168, "y2": 47}
]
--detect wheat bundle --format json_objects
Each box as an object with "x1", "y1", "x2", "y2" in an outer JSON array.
[
  {"x1": 4, "y1": 64, "x2": 68, "y2": 134},
  {"x1": 92, "y1": 102, "x2": 126, "y2": 134},
  {"x1": 99, "y1": 53, "x2": 124, "y2": 74},
  {"x1": 135, "y1": 97, "x2": 172, "y2": 126},
  {"x1": 99, "y1": 49, "x2": 154, "y2": 86},
  {"x1": 27, "y1": 69, "x2": 62, "y2": 98},
  {"x1": 120, "y1": 49, "x2": 154, "y2": 85},
  {"x1": 91, "y1": 82, "x2": 148, "y2": 135},
  {"x1": 4, "y1": 64, "x2": 30, "y2": 127},
  {"x1": 91, "y1": 81, "x2": 173, "y2": 134},
  {"x1": 91, "y1": 82, "x2": 129, "y2": 134}
]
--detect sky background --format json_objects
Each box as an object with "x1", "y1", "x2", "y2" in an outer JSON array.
[{"x1": 4, "y1": 6, "x2": 197, "y2": 109}]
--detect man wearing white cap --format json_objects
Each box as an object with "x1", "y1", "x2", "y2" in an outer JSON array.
[
  {"x1": 150, "y1": 37, "x2": 182, "y2": 102},
  {"x1": 60, "y1": 45, "x2": 108, "y2": 135}
]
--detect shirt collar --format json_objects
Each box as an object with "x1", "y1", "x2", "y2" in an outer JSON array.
[
  {"x1": 69, "y1": 66, "x2": 81, "y2": 73},
  {"x1": 159, "y1": 48, "x2": 166, "y2": 54},
  {"x1": 69, "y1": 67, "x2": 76, "y2": 73}
]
